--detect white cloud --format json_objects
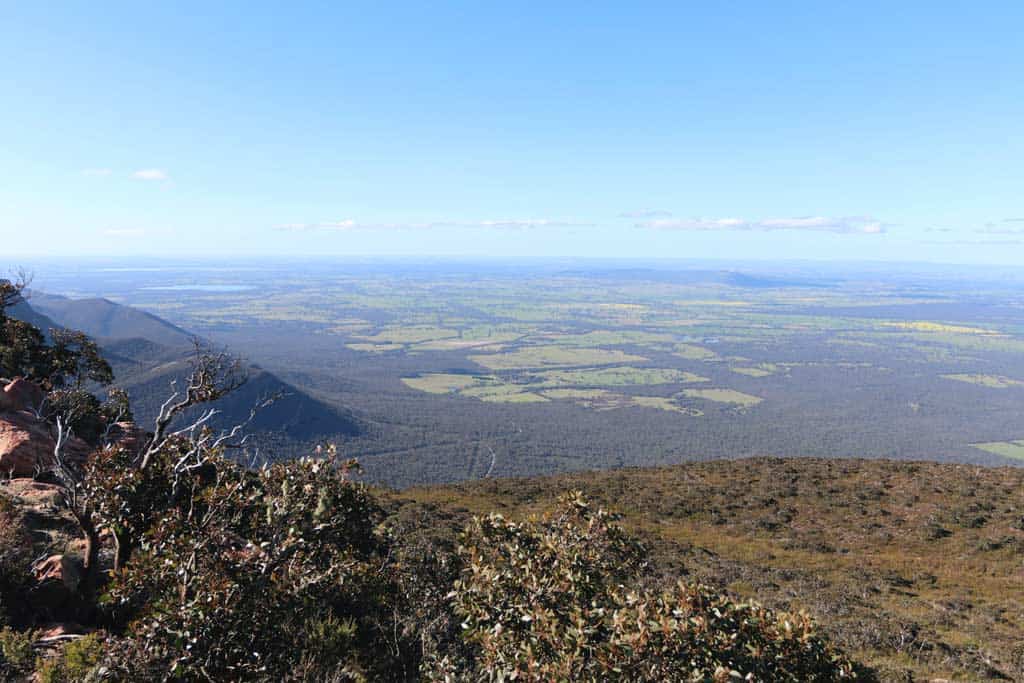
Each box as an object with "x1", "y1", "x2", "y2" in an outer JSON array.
[
  {"x1": 636, "y1": 216, "x2": 885, "y2": 235},
  {"x1": 132, "y1": 168, "x2": 169, "y2": 181},
  {"x1": 920, "y1": 238, "x2": 1024, "y2": 246},
  {"x1": 276, "y1": 220, "x2": 423, "y2": 232},
  {"x1": 976, "y1": 228, "x2": 1024, "y2": 235},
  {"x1": 470, "y1": 219, "x2": 590, "y2": 229},
  {"x1": 103, "y1": 228, "x2": 146, "y2": 238},
  {"x1": 81, "y1": 168, "x2": 112, "y2": 177},
  {"x1": 619, "y1": 209, "x2": 673, "y2": 218},
  {"x1": 275, "y1": 218, "x2": 591, "y2": 232}
]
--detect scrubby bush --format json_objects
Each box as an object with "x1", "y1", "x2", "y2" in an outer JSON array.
[
  {"x1": 92, "y1": 442, "x2": 414, "y2": 681},
  {"x1": 0, "y1": 626, "x2": 36, "y2": 676},
  {"x1": 431, "y1": 492, "x2": 863, "y2": 681},
  {"x1": 0, "y1": 496, "x2": 35, "y2": 627},
  {"x1": 36, "y1": 632, "x2": 105, "y2": 683}
]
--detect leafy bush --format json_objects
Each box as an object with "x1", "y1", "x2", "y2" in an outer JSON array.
[
  {"x1": 433, "y1": 492, "x2": 864, "y2": 681},
  {"x1": 36, "y1": 632, "x2": 105, "y2": 683},
  {"x1": 0, "y1": 626, "x2": 36, "y2": 675},
  {"x1": 0, "y1": 496, "x2": 35, "y2": 627},
  {"x1": 93, "y1": 442, "x2": 413, "y2": 681}
]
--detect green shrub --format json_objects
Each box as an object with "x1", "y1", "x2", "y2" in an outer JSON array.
[
  {"x1": 37, "y1": 632, "x2": 105, "y2": 683},
  {"x1": 93, "y1": 443, "x2": 412, "y2": 681},
  {"x1": 432, "y1": 492, "x2": 865, "y2": 681},
  {"x1": 0, "y1": 626, "x2": 36, "y2": 673},
  {"x1": 0, "y1": 496, "x2": 33, "y2": 626}
]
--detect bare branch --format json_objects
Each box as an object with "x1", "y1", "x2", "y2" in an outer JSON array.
[
  {"x1": 141, "y1": 341, "x2": 249, "y2": 469},
  {"x1": 0, "y1": 268, "x2": 31, "y2": 313},
  {"x1": 165, "y1": 392, "x2": 280, "y2": 495}
]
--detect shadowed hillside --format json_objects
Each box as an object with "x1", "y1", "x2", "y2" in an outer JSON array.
[
  {"x1": 9, "y1": 295, "x2": 363, "y2": 446},
  {"x1": 115, "y1": 358, "x2": 362, "y2": 443}
]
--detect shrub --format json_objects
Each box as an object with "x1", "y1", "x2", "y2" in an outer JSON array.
[
  {"x1": 0, "y1": 626, "x2": 36, "y2": 674},
  {"x1": 93, "y1": 442, "x2": 412, "y2": 681},
  {"x1": 434, "y1": 492, "x2": 864, "y2": 681},
  {"x1": 0, "y1": 496, "x2": 35, "y2": 627},
  {"x1": 37, "y1": 632, "x2": 105, "y2": 683}
]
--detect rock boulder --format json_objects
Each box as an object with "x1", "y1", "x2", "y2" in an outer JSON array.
[
  {"x1": 0, "y1": 411, "x2": 90, "y2": 477},
  {"x1": 2, "y1": 378, "x2": 46, "y2": 413}
]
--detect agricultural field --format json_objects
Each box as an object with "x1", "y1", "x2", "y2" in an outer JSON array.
[
  {"x1": 942, "y1": 373, "x2": 1024, "y2": 388},
  {"x1": 30, "y1": 260, "x2": 1024, "y2": 486},
  {"x1": 972, "y1": 440, "x2": 1024, "y2": 460}
]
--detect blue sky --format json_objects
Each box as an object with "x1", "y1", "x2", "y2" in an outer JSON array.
[{"x1": 3, "y1": 2, "x2": 1023, "y2": 263}]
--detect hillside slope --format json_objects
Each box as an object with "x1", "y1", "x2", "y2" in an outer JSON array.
[
  {"x1": 117, "y1": 358, "x2": 361, "y2": 443},
  {"x1": 26, "y1": 292, "x2": 195, "y2": 349},
  {"x1": 395, "y1": 457, "x2": 1024, "y2": 681},
  {"x1": 9, "y1": 296, "x2": 362, "y2": 445}
]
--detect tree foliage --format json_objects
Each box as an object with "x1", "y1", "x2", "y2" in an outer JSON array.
[{"x1": 93, "y1": 443, "x2": 413, "y2": 681}]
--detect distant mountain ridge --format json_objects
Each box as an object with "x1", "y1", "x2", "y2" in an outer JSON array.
[
  {"x1": 556, "y1": 268, "x2": 838, "y2": 288},
  {"x1": 26, "y1": 292, "x2": 196, "y2": 350},
  {"x1": 9, "y1": 293, "x2": 362, "y2": 445}
]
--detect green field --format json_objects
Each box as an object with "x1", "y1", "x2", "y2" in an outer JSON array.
[
  {"x1": 941, "y1": 373, "x2": 1024, "y2": 388},
  {"x1": 673, "y1": 343, "x2": 719, "y2": 360},
  {"x1": 542, "y1": 388, "x2": 703, "y2": 415},
  {"x1": 461, "y1": 384, "x2": 549, "y2": 403},
  {"x1": 469, "y1": 346, "x2": 647, "y2": 370},
  {"x1": 355, "y1": 325, "x2": 460, "y2": 345},
  {"x1": 972, "y1": 440, "x2": 1024, "y2": 460},
  {"x1": 731, "y1": 365, "x2": 776, "y2": 377},
  {"x1": 401, "y1": 373, "x2": 490, "y2": 393},
  {"x1": 532, "y1": 366, "x2": 708, "y2": 387},
  {"x1": 681, "y1": 388, "x2": 763, "y2": 407},
  {"x1": 345, "y1": 342, "x2": 402, "y2": 353}
]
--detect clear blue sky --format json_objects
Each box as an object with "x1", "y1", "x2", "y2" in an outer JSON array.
[{"x1": 3, "y1": 2, "x2": 1023, "y2": 264}]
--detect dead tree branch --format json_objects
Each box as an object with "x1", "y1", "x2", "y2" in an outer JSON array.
[{"x1": 141, "y1": 341, "x2": 248, "y2": 469}]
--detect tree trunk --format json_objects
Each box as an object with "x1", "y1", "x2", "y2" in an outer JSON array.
[
  {"x1": 113, "y1": 527, "x2": 133, "y2": 572},
  {"x1": 72, "y1": 508, "x2": 100, "y2": 599}
]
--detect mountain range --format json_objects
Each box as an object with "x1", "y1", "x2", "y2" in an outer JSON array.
[{"x1": 11, "y1": 292, "x2": 361, "y2": 448}]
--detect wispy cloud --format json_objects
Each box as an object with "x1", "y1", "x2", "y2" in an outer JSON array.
[
  {"x1": 975, "y1": 227, "x2": 1024, "y2": 236},
  {"x1": 276, "y1": 218, "x2": 592, "y2": 232},
  {"x1": 924, "y1": 227, "x2": 953, "y2": 233},
  {"x1": 636, "y1": 216, "x2": 885, "y2": 235},
  {"x1": 81, "y1": 168, "x2": 112, "y2": 177},
  {"x1": 973, "y1": 218, "x2": 1024, "y2": 235},
  {"x1": 131, "y1": 168, "x2": 169, "y2": 181},
  {"x1": 619, "y1": 209, "x2": 672, "y2": 219},
  {"x1": 103, "y1": 228, "x2": 146, "y2": 238},
  {"x1": 919, "y1": 238, "x2": 1024, "y2": 246}
]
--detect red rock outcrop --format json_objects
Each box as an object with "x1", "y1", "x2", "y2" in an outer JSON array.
[
  {"x1": 30, "y1": 554, "x2": 83, "y2": 611},
  {"x1": 2, "y1": 378, "x2": 45, "y2": 412},
  {"x1": 0, "y1": 410, "x2": 91, "y2": 477},
  {"x1": 106, "y1": 420, "x2": 148, "y2": 458}
]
